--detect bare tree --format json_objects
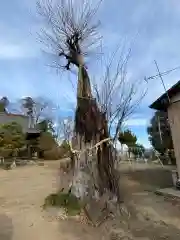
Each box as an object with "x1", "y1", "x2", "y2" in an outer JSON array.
[
  {"x1": 37, "y1": 0, "x2": 102, "y2": 71},
  {"x1": 93, "y1": 47, "x2": 147, "y2": 142},
  {"x1": 21, "y1": 97, "x2": 55, "y2": 126},
  {"x1": 37, "y1": 0, "x2": 146, "y2": 203},
  {"x1": 55, "y1": 116, "x2": 74, "y2": 144}
]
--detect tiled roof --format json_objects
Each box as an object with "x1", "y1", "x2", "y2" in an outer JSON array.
[{"x1": 149, "y1": 80, "x2": 180, "y2": 111}]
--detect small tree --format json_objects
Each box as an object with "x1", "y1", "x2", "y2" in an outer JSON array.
[
  {"x1": 118, "y1": 130, "x2": 137, "y2": 158},
  {"x1": 118, "y1": 130, "x2": 137, "y2": 146},
  {"x1": 147, "y1": 111, "x2": 174, "y2": 164},
  {"x1": 0, "y1": 122, "x2": 25, "y2": 158},
  {"x1": 131, "y1": 143, "x2": 145, "y2": 159}
]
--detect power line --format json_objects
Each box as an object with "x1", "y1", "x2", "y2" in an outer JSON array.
[
  {"x1": 144, "y1": 61, "x2": 180, "y2": 105},
  {"x1": 147, "y1": 61, "x2": 171, "y2": 151},
  {"x1": 157, "y1": 115, "x2": 163, "y2": 144},
  {"x1": 145, "y1": 65, "x2": 180, "y2": 82},
  {"x1": 154, "y1": 60, "x2": 171, "y2": 103}
]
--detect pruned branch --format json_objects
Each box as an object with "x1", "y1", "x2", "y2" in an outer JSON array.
[{"x1": 37, "y1": 0, "x2": 102, "y2": 70}]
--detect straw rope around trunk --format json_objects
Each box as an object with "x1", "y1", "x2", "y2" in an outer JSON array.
[{"x1": 74, "y1": 64, "x2": 121, "y2": 201}]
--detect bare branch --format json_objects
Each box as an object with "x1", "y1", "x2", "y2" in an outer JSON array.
[
  {"x1": 37, "y1": 0, "x2": 102, "y2": 71},
  {"x1": 93, "y1": 45, "x2": 148, "y2": 141},
  {"x1": 20, "y1": 97, "x2": 56, "y2": 126},
  {"x1": 55, "y1": 116, "x2": 74, "y2": 144}
]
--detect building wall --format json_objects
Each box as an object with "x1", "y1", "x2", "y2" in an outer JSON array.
[
  {"x1": 168, "y1": 101, "x2": 180, "y2": 176},
  {"x1": 171, "y1": 92, "x2": 180, "y2": 103},
  {"x1": 0, "y1": 113, "x2": 29, "y2": 133}
]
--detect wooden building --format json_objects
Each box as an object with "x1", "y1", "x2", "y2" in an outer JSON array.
[{"x1": 150, "y1": 80, "x2": 180, "y2": 177}]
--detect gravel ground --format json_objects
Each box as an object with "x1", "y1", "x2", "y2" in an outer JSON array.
[{"x1": 0, "y1": 161, "x2": 180, "y2": 240}]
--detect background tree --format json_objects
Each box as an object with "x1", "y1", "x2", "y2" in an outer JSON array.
[
  {"x1": 31, "y1": 118, "x2": 60, "y2": 159},
  {"x1": 0, "y1": 97, "x2": 9, "y2": 113},
  {"x1": 53, "y1": 117, "x2": 74, "y2": 158},
  {"x1": 56, "y1": 117, "x2": 73, "y2": 143},
  {"x1": 37, "y1": 131, "x2": 60, "y2": 160},
  {"x1": 0, "y1": 122, "x2": 25, "y2": 158},
  {"x1": 118, "y1": 129, "x2": 137, "y2": 146},
  {"x1": 38, "y1": 132, "x2": 58, "y2": 152},
  {"x1": 147, "y1": 111, "x2": 173, "y2": 150},
  {"x1": 144, "y1": 148, "x2": 155, "y2": 160},
  {"x1": 37, "y1": 119, "x2": 56, "y2": 137},
  {"x1": 147, "y1": 111, "x2": 175, "y2": 164},
  {"x1": 131, "y1": 143, "x2": 145, "y2": 159},
  {"x1": 118, "y1": 129, "x2": 138, "y2": 158},
  {"x1": 21, "y1": 97, "x2": 55, "y2": 127},
  {"x1": 21, "y1": 97, "x2": 34, "y2": 127}
]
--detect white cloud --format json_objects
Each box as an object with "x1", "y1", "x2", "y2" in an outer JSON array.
[
  {"x1": 0, "y1": 43, "x2": 39, "y2": 59},
  {"x1": 125, "y1": 118, "x2": 148, "y2": 127},
  {"x1": 0, "y1": 14, "x2": 41, "y2": 60},
  {"x1": 138, "y1": 137, "x2": 151, "y2": 148}
]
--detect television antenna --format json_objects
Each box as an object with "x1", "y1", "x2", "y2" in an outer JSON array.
[
  {"x1": 144, "y1": 60, "x2": 180, "y2": 104},
  {"x1": 144, "y1": 63, "x2": 180, "y2": 85},
  {"x1": 154, "y1": 60, "x2": 171, "y2": 103},
  {"x1": 146, "y1": 60, "x2": 177, "y2": 166}
]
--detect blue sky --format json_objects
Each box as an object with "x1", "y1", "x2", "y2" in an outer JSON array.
[{"x1": 1, "y1": 0, "x2": 180, "y2": 147}]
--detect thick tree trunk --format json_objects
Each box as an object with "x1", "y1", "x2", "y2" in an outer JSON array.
[
  {"x1": 71, "y1": 65, "x2": 120, "y2": 202},
  {"x1": 71, "y1": 137, "x2": 100, "y2": 200}
]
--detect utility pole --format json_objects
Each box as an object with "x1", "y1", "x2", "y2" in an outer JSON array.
[
  {"x1": 153, "y1": 60, "x2": 169, "y2": 146},
  {"x1": 157, "y1": 115, "x2": 163, "y2": 144},
  {"x1": 154, "y1": 61, "x2": 172, "y2": 165},
  {"x1": 145, "y1": 61, "x2": 180, "y2": 167}
]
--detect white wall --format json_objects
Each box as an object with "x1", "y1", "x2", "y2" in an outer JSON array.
[{"x1": 171, "y1": 92, "x2": 180, "y2": 103}]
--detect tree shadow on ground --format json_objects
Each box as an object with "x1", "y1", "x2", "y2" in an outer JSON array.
[
  {"x1": 0, "y1": 214, "x2": 13, "y2": 240},
  {"x1": 116, "y1": 204, "x2": 180, "y2": 240},
  {"x1": 110, "y1": 170, "x2": 180, "y2": 240}
]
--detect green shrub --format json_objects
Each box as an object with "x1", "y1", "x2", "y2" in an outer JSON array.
[
  {"x1": 18, "y1": 147, "x2": 28, "y2": 158},
  {"x1": 38, "y1": 132, "x2": 58, "y2": 151},
  {"x1": 43, "y1": 191, "x2": 81, "y2": 216},
  {"x1": 0, "y1": 148, "x2": 12, "y2": 158},
  {"x1": 43, "y1": 147, "x2": 60, "y2": 160}
]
